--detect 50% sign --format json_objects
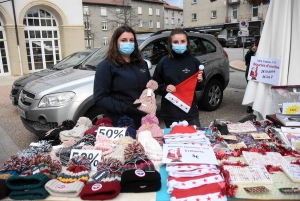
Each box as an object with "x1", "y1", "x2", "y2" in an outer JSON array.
[
  {"x1": 70, "y1": 149, "x2": 102, "y2": 171},
  {"x1": 96, "y1": 126, "x2": 126, "y2": 139}
]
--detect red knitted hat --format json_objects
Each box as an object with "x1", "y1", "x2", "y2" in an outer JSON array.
[{"x1": 84, "y1": 117, "x2": 113, "y2": 136}]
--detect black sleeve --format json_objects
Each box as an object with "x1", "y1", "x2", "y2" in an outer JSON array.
[
  {"x1": 245, "y1": 48, "x2": 255, "y2": 66},
  {"x1": 152, "y1": 57, "x2": 167, "y2": 96},
  {"x1": 93, "y1": 61, "x2": 127, "y2": 114}
]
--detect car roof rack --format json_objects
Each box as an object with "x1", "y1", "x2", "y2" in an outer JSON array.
[{"x1": 151, "y1": 27, "x2": 207, "y2": 36}]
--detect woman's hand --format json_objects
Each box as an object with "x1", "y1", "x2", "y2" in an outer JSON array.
[
  {"x1": 197, "y1": 71, "x2": 203, "y2": 82},
  {"x1": 166, "y1": 85, "x2": 176, "y2": 93}
]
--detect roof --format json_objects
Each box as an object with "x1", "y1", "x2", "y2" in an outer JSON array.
[
  {"x1": 132, "y1": 0, "x2": 164, "y2": 4},
  {"x1": 164, "y1": 3, "x2": 183, "y2": 11},
  {"x1": 82, "y1": 0, "x2": 130, "y2": 6}
]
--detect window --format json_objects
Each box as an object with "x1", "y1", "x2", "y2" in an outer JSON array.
[
  {"x1": 178, "y1": 19, "x2": 181, "y2": 25},
  {"x1": 189, "y1": 37, "x2": 206, "y2": 56},
  {"x1": 252, "y1": 5, "x2": 258, "y2": 17},
  {"x1": 83, "y1": 6, "x2": 89, "y2": 15},
  {"x1": 103, "y1": 37, "x2": 108, "y2": 45},
  {"x1": 138, "y1": 6, "x2": 142, "y2": 14},
  {"x1": 202, "y1": 40, "x2": 216, "y2": 53},
  {"x1": 171, "y1": 18, "x2": 174, "y2": 24},
  {"x1": 139, "y1": 19, "x2": 143, "y2": 27},
  {"x1": 149, "y1": 20, "x2": 153, "y2": 28},
  {"x1": 101, "y1": 7, "x2": 107, "y2": 16},
  {"x1": 232, "y1": 6, "x2": 237, "y2": 19},
  {"x1": 116, "y1": 8, "x2": 120, "y2": 15},
  {"x1": 102, "y1": 21, "x2": 107, "y2": 30},
  {"x1": 192, "y1": 0, "x2": 197, "y2": 4},
  {"x1": 84, "y1": 21, "x2": 90, "y2": 30},
  {"x1": 165, "y1": 18, "x2": 168, "y2": 24},
  {"x1": 86, "y1": 36, "x2": 93, "y2": 48},
  {"x1": 149, "y1": 8, "x2": 153, "y2": 15},
  {"x1": 157, "y1": 21, "x2": 160, "y2": 29},
  {"x1": 141, "y1": 39, "x2": 168, "y2": 65},
  {"x1": 211, "y1": 10, "x2": 217, "y2": 18},
  {"x1": 156, "y1": 8, "x2": 160, "y2": 16},
  {"x1": 172, "y1": 11, "x2": 174, "y2": 17},
  {"x1": 192, "y1": 13, "x2": 197, "y2": 21}
]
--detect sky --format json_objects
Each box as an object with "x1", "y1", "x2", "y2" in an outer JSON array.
[{"x1": 164, "y1": 0, "x2": 183, "y2": 8}]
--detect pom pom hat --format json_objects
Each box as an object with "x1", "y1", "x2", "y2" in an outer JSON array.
[
  {"x1": 134, "y1": 80, "x2": 158, "y2": 114},
  {"x1": 84, "y1": 117, "x2": 113, "y2": 136}
]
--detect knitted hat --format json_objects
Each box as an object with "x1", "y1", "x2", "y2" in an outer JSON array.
[
  {"x1": 5, "y1": 173, "x2": 49, "y2": 191},
  {"x1": 84, "y1": 117, "x2": 113, "y2": 136},
  {"x1": 0, "y1": 179, "x2": 10, "y2": 199},
  {"x1": 137, "y1": 114, "x2": 164, "y2": 145},
  {"x1": 121, "y1": 141, "x2": 161, "y2": 192},
  {"x1": 41, "y1": 120, "x2": 75, "y2": 145},
  {"x1": 118, "y1": 116, "x2": 137, "y2": 139},
  {"x1": 57, "y1": 155, "x2": 90, "y2": 183},
  {"x1": 133, "y1": 80, "x2": 158, "y2": 115},
  {"x1": 60, "y1": 117, "x2": 92, "y2": 143},
  {"x1": 137, "y1": 130, "x2": 162, "y2": 170},
  {"x1": 169, "y1": 121, "x2": 197, "y2": 134},
  {"x1": 45, "y1": 180, "x2": 84, "y2": 197},
  {"x1": 80, "y1": 158, "x2": 122, "y2": 200},
  {"x1": 22, "y1": 154, "x2": 52, "y2": 177},
  {"x1": 93, "y1": 134, "x2": 116, "y2": 156},
  {"x1": 0, "y1": 155, "x2": 31, "y2": 179},
  {"x1": 16, "y1": 140, "x2": 52, "y2": 159},
  {"x1": 9, "y1": 187, "x2": 49, "y2": 200},
  {"x1": 165, "y1": 72, "x2": 198, "y2": 113}
]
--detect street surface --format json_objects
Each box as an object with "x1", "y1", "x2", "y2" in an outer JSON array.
[{"x1": 0, "y1": 48, "x2": 251, "y2": 150}]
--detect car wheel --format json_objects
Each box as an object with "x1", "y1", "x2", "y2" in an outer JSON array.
[
  {"x1": 198, "y1": 79, "x2": 223, "y2": 111},
  {"x1": 84, "y1": 105, "x2": 105, "y2": 125}
]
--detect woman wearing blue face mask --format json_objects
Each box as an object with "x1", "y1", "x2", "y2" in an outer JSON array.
[
  {"x1": 152, "y1": 28, "x2": 206, "y2": 128},
  {"x1": 94, "y1": 25, "x2": 150, "y2": 128}
]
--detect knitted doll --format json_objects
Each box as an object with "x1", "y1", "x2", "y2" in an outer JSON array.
[{"x1": 134, "y1": 80, "x2": 158, "y2": 114}]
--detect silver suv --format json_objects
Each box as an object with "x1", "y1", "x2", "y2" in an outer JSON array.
[{"x1": 18, "y1": 31, "x2": 229, "y2": 137}]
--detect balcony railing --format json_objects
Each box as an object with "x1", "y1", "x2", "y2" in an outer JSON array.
[
  {"x1": 226, "y1": 0, "x2": 241, "y2": 5},
  {"x1": 225, "y1": 13, "x2": 263, "y2": 23}
]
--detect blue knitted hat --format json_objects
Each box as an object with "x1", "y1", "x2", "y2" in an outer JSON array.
[{"x1": 118, "y1": 116, "x2": 137, "y2": 139}]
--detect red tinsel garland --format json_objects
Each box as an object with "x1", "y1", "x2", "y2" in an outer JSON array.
[
  {"x1": 291, "y1": 158, "x2": 300, "y2": 165},
  {"x1": 265, "y1": 165, "x2": 282, "y2": 173}
]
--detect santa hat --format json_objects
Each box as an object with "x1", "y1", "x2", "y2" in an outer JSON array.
[{"x1": 165, "y1": 72, "x2": 198, "y2": 113}]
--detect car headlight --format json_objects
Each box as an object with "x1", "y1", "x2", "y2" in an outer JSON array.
[{"x1": 38, "y1": 92, "x2": 76, "y2": 108}]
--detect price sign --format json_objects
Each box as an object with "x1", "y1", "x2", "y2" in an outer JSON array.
[
  {"x1": 70, "y1": 149, "x2": 102, "y2": 171},
  {"x1": 282, "y1": 102, "x2": 300, "y2": 114},
  {"x1": 96, "y1": 126, "x2": 126, "y2": 139}
]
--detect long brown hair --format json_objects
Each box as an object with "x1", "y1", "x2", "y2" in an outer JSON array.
[
  {"x1": 105, "y1": 25, "x2": 143, "y2": 67},
  {"x1": 167, "y1": 28, "x2": 191, "y2": 58}
]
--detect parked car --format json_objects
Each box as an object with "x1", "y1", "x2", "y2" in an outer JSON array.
[
  {"x1": 17, "y1": 30, "x2": 229, "y2": 137},
  {"x1": 217, "y1": 38, "x2": 227, "y2": 47},
  {"x1": 9, "y1": 49, "x2": 98, "y2": 106},
  {"x1": 226, "y1": 36, "x2": 242, "y2": 48},
  {"x1": 244, "y1": 36, "x2": 255, "y2": 48}
]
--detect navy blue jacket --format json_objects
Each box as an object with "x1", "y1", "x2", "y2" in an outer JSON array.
[
  {"x1": 152, "y1": 52, "x2": 205, "y2": 122},
  {"x1": 94, "y1": 59, "x2": 151, "y2": 127}
]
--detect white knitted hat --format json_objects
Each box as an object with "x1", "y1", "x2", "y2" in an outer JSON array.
[
  {"x1": 45, "y1": 180, "x2": 84, "y2": 197},
  {"x1": 137, "y1": 130, "x2": 163, "y2": 170}
]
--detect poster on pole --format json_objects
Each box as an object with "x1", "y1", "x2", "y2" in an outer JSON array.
[{"x1": 247, "y1": 56, "x2": 281, "y2": 85}]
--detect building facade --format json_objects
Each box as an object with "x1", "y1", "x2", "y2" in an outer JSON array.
[
  {"x1": 0, "y1": 0, "x2": 85, "y2": 76},
  {"x1": 183, "y1": 0, "x2": 269, "y2": 39},
  {"x1": 163, "y1": 2, "x2": 183, "y2": 29},
  {"x1": 82, "y1": 0, "x2": 164, "y2": 48}
]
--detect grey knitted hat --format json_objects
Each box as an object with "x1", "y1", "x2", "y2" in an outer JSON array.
[{"x1": 45, "y1": 180, "x2": 84, "y2": 197}]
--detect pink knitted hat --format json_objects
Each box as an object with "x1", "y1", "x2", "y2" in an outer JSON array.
[
  {"x1": 136, "y1": 114, "x2": 164, "y2": 145},
  {"x1": 93, "y1": 135, "x2": 116, "y2": 156}
]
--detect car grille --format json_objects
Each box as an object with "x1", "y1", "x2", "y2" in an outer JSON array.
[
  {"x1": 11, "y1": 88, "x2": 19, "y2": 95},
  {"x1": 32, "y1": 121, "x2": 58, "y2": 130},
  {"x1": 20, "y1": 90, "x2": 35, "y2": 106}
]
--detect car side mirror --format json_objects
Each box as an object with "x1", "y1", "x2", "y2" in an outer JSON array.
[{"x1": 144, "y1": 59, "x2": 152, "y2": 69}]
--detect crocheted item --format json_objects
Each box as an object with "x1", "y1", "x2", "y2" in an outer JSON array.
[
  {"x1": 118, "y1": 116, "x2": 137, "y2": 139},
  {"x1": 133, "y1": 80, "x2": 158, "y2": 114},
  {"x1": 57, "y1": 155, "x2": 90, "y2": 183},
  {"x1": 60, "y1": 117, "x2": 92, "y2": 143},
  {"x1": 84, "y1": 117, "x2": 113, "y2": 136}
]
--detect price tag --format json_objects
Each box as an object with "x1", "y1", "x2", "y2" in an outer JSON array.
[
  {"x1": 147, "y1": 88, "x2": 152, "y2": 96},
  {"x1": 227, "y1": 142, "x2": 247, "y2": 149},
  {"x1": 31, "y1": 166, "x2": 40, "y2": 174},
  {"x1": 96, "y1": 126, "x2": 126, "y2": 140},
  {"x1": 251, "y1": 132, "x2": 271, "y2": 140},
  {"x1": 70, "y1": 149, "x2": 102, "y2": 171},
  {"x1": 220, "y1": 135, "x2": 237, "y2": 141},
  {"x1": 282, "y1": 102, "x2": 300, "y2": 114}
]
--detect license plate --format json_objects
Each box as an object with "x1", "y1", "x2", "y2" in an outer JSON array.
[{"x1": 17, "y1": 107, "x2": 26, "y2": 119}]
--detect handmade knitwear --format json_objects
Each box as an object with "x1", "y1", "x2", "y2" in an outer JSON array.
[
  {"x1": 16, "y1": 140, "x2": 52, "y2": 159},
  {"x1": 118, "y1": 116, "x2": 136, "y2": 139},
  {"x1": 45, "y1": 180, "x2": 84, "y2": 197},
  {"x1": 84, "y1": 117, "x2": 113, "y2": 136},
  {"x1": 57, "y1": 155, "x2": 90, "y2": 183},
  {"x1": 5, "y1": 173, "x2": 49, "y2": 191},
  {"x1": 136, "y1": 114, "x2": 164, "y2": 145},
  {"x1": 8, "y1": 187, "x2": 49, "y2": 200},
  {"x1": 0, "y1": 179, "x2": 10, "y2": 199},
  {"x1": 60, "y1": 117, "x2": 92, "y2": 143},
  {"x1": 80, "y1": 158, "x2": 122, "y2": 200},
  {"x1": 137, "y1": 130, "x2": 163, "y2": 170},
  {"x1": 22, "y1": 154, "x2": 52, "y2": 177},
  {"x1": 0, "y1": 155, "x2": 31, "y2": 179},
  {"x1": 93, "y1": 134, "x2": 116, "y2": 156}
]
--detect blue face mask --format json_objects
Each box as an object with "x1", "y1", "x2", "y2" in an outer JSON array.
[
  {"x1": 172, "y1": 44, "x2": 187, "y2": 54},
  {"x1": 119, "y1": 42, "x2": 135, "y2": 55}
]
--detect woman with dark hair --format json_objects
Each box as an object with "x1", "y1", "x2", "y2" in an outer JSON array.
[
  {"x1": 94, "y1": 25, "x2": 150, "y2": 128},
  {"x1": 152, "y1": 28, "x2": 206, "y2": 128}
]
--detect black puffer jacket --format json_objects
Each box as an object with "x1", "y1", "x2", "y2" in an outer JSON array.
[
  {"x1": 94, "y1": 59, "x2": 151, "y2": 127},
  {"x1": 152, "y1": 52, "x2": 205, "y2": 122}
]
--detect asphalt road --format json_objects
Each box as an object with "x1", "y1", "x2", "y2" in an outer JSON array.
[{"x1": 0, "y1": 48, "x2": 251, "y2": 150}]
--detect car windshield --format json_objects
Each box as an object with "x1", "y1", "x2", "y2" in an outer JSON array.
[
  {"x1": 227, "y1": 37, "x2": 236, "y2": 41},
  {"x1": 80, "y1": 45, "x2": 109, "y2": 70},
  {"x1": 53, "y1": 51, "x2": 91, "y2": 70}
]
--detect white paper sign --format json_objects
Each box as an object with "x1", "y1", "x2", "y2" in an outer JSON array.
[
  {"x1": 282, "y1": 102, "x2": 300, "y2": 114},
  {"x1": 162, "y1": 144, "x2": 218, "y2": 165},
  {"x1": 96, "y1": 126, "x2": 126, "y2": 140},
  {"x1": 247, "y1": 56, "x2": 281, "y2": 85},
  {"x1": 70, "y1": 149, "x2": 102, "y2": 171}
]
